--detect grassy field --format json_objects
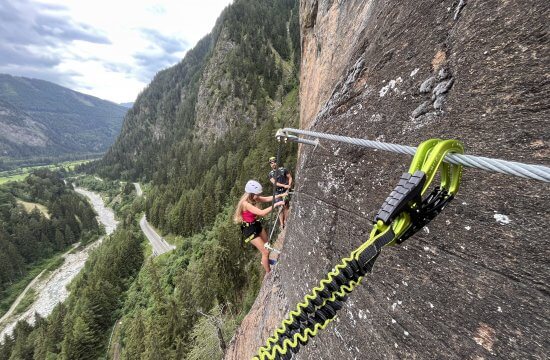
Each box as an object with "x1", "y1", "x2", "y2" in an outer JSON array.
[
  {"x1": 0, "y1": 173, "x2": 27, "y2": 184},
  {"x1": 16, "y1": 199, "x2": 51, "y2": 218},
  {"x1": 0, "y1": 159, "x2": 97, "y2": 184}
]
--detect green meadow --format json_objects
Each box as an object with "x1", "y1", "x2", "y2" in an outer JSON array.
[{"x1": 0, "y1": 159, "x2": 96, "y2": 184}]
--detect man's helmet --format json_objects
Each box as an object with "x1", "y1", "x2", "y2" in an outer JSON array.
[
  {"x1": 268, "y1": 156, "x2": 276, "y2": 163},
  {"x1": 245, "y1": 180, "x2": 263, "y2": 194}
]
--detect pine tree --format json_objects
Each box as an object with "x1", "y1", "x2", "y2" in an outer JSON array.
[{"x1": 62, "y1": 314, "x2": 97, "y2": 360}]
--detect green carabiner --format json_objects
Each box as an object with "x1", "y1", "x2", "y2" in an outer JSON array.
[{"x1": 419, "y1": 139, "x2": 464, "y2": 195}]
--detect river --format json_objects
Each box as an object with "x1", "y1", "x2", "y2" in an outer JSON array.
[{"x1": 0, "y1": 187, "x2": 118, "y2": 340}]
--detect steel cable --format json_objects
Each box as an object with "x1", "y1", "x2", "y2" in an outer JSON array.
[{"x1": 280, "y1": 128, "x2": 550, "y2": 182}]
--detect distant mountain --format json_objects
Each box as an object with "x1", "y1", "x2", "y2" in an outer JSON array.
[
  {"x1": 119, "y1": 102, "x2": 134, "y2": 108},
  {"x1": 0, "y1": 74, "x2": 127, "y2": 160}
]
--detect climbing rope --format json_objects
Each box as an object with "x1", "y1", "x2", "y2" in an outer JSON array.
[
  {"x1": 253, "y1": 138, "x2": 464, "y2": 360},
  {"x1": 276, "y1": 128, "x2": 550, "y2": 182}
]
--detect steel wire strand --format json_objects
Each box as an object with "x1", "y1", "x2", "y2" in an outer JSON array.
[{"x1": 280, "y1": 128, "x2": 550, "y2": 182}]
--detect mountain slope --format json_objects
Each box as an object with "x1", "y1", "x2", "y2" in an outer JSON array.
[
  {"x1": 97, "y1": 0, "x2": 300, "y2": 181},
  {"x1": 88, "y1": 0, "x2": 301, "y2": 358},
  {"x1": 0, "y1": 74, "x2": 127, "y2": 160}
]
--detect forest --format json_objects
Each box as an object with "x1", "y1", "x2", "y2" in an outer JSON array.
[
  {"x1": 0, "y1": 227, "x2": 144, "y2": 360},
  {"x1": 93, "y1": 0, "x2": 300, "y2": 357}
]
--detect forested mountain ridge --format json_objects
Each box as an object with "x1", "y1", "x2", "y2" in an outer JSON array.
[
  {"x1": 83, "y1": 0, "x2": 301, "y2": 358},
  {"x1": 93, "y1": 0, "x2": 300, "y2": 237},
  {"x1": 96, "y1": 0, "x2": 299, "y2": 181},
  {"x1": 0, "y1": 74, "x2": 127, "y2": 160}
]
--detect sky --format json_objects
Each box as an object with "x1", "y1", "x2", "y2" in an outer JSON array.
[{"x1": 0, "y1": 0, "x2": 233, "y2": 104}]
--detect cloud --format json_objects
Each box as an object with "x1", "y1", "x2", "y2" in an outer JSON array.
[
  {"x1": 139, "y1": 28, "x2": 189, "y2": 53},
  {"x1": 0, "y1": 0, "x2": 233, "y2": 103},
  {"x1": 0, "y1": 43, "x2": 60, "y2": 68},
  {"x1": 103, "y1": 62, "x2": 135, "y2": 75},
  {"x1": 130, "y1": 29, "x2": 190, "y2": 81},
  {"x1": 0, "y1": 65, "x2": 81, "y2": 89},
  {"x1": 33, "y1": 14, "x2": 110, "y2": 44},
  {"x1": 132, "y1": 51, "x2": 182, "y2": 82},
  {"x1": 0, "y1": 1, "x2": 109, "y2": 47},
  {"x1": 0, "y1": 0, "x2": 110, "y2": 89}
]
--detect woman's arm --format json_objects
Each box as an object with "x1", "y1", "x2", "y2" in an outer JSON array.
[
  {"x1": 244, "y1": 201, "x2": 283, "y2": 216},
  {"x1": 257, "y1": 192, "x2": 287, "y2": 202}
]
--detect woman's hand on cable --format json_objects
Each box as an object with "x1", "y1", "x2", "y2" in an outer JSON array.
[{"x1": 274, "y1": 200, "x2": 285, "y2": 207}]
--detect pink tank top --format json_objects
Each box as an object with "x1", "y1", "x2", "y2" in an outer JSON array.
[{"x1": 242, "y1": 210, "x2": 256, "y2": 223}]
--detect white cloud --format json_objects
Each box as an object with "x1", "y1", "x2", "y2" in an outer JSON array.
[{"x1": 0, "y1": 0, "x2": 233, "y2": 103}]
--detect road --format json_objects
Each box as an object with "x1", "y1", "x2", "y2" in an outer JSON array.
[
  {"x1": 133, "y1": 182, "x2": 174, "y2": 256},
  {"x1": 139, "y1": 215, "x2": 175, "y2": 256}
]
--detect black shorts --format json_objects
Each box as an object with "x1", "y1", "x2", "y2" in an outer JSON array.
[{"x1": 241, "y1": 221, "x2": 262, "y2": 243}]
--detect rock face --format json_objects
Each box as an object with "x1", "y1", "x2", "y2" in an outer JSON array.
[
  {"x1": 194, "y1": 29, "x2": 247, "y2": 141},
  {"x1": 227, "y1": 0, "x2": 549, "y2": 359},
  {"x1": 223, "y1": 265, "x2": 289, "y2": 359}
]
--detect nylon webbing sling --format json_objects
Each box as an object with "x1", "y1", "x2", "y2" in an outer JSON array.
[{"x1": 254, "y1": 138, "x2": 464, "y2": 360}]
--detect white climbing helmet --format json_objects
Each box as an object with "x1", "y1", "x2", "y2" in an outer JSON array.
[{"x1": 245, "y1": 180, "x2": 262, "y2": 194}]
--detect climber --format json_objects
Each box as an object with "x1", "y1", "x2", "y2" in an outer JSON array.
[
  {"x1": 234, "y1": 180, "x2": 286, "y2": 273},
  {"x1": 268, "y1": 156, "x2": 292, "y2": 229}
]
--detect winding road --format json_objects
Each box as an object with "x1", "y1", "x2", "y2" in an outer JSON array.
[
  {"x1": 139, "y1": 215, "x2": 175, "y2": 256},
  {"x1": 133, "y1": 182, "x2": 175, "y2": 256}
]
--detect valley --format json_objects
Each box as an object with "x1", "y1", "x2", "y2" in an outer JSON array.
[{"x1": 0, "y1": 185, "x2": 117, "y2": 340}]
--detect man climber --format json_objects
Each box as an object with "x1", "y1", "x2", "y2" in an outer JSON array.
[{"x1": 268, "y1": 156, "x2": 292, "y2": 229}]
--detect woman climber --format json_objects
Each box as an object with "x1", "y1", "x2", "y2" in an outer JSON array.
[{"x1": 233, "y1": 180, "x2": 286, "y2": 273}]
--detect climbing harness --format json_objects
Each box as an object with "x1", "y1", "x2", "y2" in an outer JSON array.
[
  {"x1": 242, "y1": 221, "x2": 263, "y2": 243},
  {"x1": 253, "y1": 138, "x2": 464, "y2": 360}
]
